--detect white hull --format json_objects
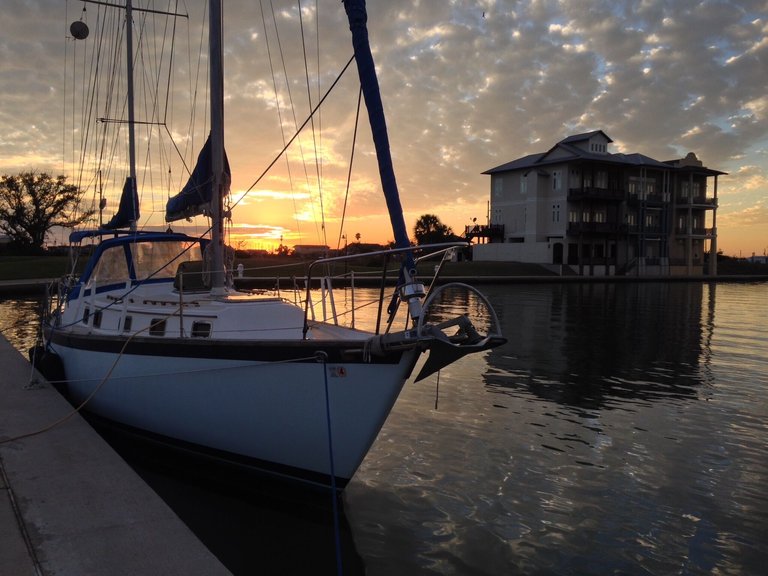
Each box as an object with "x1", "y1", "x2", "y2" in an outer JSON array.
[{"x1": 51, "y1": 334, "x2": 418, "y2": 487}]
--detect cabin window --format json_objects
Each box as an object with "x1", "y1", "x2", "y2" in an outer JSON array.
[
  {"x1": 149, "y1": 318, "x2": 167, "y2": 336},
  {"x1": 130, "y1": 241, "x2": 203, "y2": 281},
  {"x1": 122, "y1": 316, "x2": 133, "y2": 332},
  {"x1": 82, "y1": 307, "x2": 90, "y2": 324},
  {"x1": 89, "y1": 246, "x2": 129, "y2": 287},
  {"x1": 92, "y1": 310, "x2": 102, "y2": 329},
  {"x1": 191, "y1": 321, "x2": 212, "y2": 338}
]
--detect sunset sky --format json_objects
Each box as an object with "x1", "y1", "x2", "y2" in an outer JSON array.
[{"x1": 1, "y1": 0, "x2": 766, "y2": 257}]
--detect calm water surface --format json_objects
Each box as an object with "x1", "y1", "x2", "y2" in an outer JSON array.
[{"x1": 2, "y1": 281, "x2": 766, "y2": 575}]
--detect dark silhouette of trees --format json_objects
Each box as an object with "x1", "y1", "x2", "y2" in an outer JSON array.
[
  {"x1": 413, "y1": 213, "x2": 453, "y2": 245},
  {"x1": 0, "y1": 172, "x2": 93, "y2": 252}
]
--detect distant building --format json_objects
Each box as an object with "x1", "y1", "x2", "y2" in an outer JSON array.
[
  {"x1": 472, "y1": 130, "x2": 725, "y2": 276},
  {"x1": 292, "y1": 244, "x2": 330, "y2": 259}
]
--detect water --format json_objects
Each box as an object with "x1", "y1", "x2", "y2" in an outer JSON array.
[{"x1": 2, "y1": 281, "x2": 767, "y2": 575}]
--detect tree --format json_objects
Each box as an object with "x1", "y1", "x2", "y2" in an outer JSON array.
[
  {"x1": 0, "y1": 172, "x2": 93, "y2": 252},
  {"x1": 413, "y1": 213, "x2": 453, "y2": 245}
]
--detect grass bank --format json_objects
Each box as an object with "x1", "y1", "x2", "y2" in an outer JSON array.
[{"x1": 0, "y1": 255, "x2": 70, "y2": 281}]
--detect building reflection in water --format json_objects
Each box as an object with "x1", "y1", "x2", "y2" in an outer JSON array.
[{"x1": 481, "y1": 282, "x2": 711, "y2": 408}]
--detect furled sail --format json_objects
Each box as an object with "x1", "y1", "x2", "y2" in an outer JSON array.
[
  {"x1": 165, "y1": 135, "x2": 231, "y2": 222},
  {"x1": 102, "y1": 176, "x2": 139, "y2": 229}
]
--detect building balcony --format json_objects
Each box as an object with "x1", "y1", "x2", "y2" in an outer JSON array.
[
  {"x1": 674, "y1": 227, "x2": 715, "y2": 237},
  {"x1": 567, "y1": 221, "x2": 622, "y2": 234},
  {"x1": 567, "y1": 187, "x2": 625, "y2": 201},
  {"x1": 465, "y1": 223, "x2": 505, "y2": 241},
  {"x1": 627, "y1": 193, "x2": 667, "y2": 204},
  {"x1": 627, "y1": 225, "x2": 664, "y2": 234},
  {"x1": 675, "y1": 196, "x2": 717, "y2": 208}
]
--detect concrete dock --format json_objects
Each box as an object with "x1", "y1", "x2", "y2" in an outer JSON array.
[{"x1": 0, "y1": 334, "x2": 231, "y2": 576}]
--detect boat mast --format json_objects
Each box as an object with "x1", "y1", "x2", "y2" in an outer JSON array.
[
  {"x1": 125, "y1": 0, "x2": 138, "y2": 232},
  {"x1": 209, "y1": 0, "x2": 227, "y2": 294}
]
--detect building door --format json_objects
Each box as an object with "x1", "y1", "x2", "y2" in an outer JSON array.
[{"x1": 552, "y1": 242, "x2": 563, "y2": 264}]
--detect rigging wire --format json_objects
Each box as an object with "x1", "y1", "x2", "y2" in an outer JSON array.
[
  {"x1": 267, "y1": 0, "x2": 323, "y2": 244},
  {"x1": 336, "y1": 86, "x2": 362, "y2": 251},
  {"x1": 65, "y1": 1, "x2": 202, "y2": 237},
  {"x1": 235, "y1": 55, "x2": 356, "y2": 206},
  {"x1": 298, "y1": 0, "x2": 326, "y2": 247},
  {"x1": 259, "y1": 0, "x2": 302, "y2": 244}
]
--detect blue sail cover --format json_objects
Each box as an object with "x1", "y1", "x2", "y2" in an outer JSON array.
[
  {"x1": 102, "y1": 177, "x2": 139, "y2": 229},
  {"x1": 343, "y1": 0, "x2": 415, "y2": 272},
  {"x1": 166, "y1": 135, "x2": 231, "y2": 222}
]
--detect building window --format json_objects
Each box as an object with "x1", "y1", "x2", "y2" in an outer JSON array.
[
  {"x1": 494, "y1": 177, "x2": 503, "y2": 197},
  {"x1": 552, "y1": 204, "x2": 560, "y2": 223},
  {"x1": 596, "y1": 171, "x2": 607, "y2": 189},
  {"x1": 594, "y1": 211, "x2": 605, "y2": 223},
  {"x1": 520, "y1": 175, "x2": 527, "y2": 196},
  {"x1": 570, "y1": 169, "x2": 580, "y2": 188},
  {"x1": 552, "y1": 170, "x2": 561, "y2": 191},
  {"x1": 569, "y1": 209, "x2": 579, "y2": 223}
]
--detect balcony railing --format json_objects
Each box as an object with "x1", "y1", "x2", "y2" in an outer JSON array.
[
  {"x1": 464, "y1": 224, "x2": 505, "y2": 239},
  {"x1": 676, "y1": 196, "x2": 717, "y2": 207},
  {"x1": 627, "y1": 193, "x2": 668, "y2": 204},
  {"x1": 568, "y1": 187, "x2": 625, "y2": 201},
  {"x1": 674, "y1": 227, "x2": 715, "y2": 237},
  {"x1": 567, "y1": 222, "x2": 622, "y2": 234},
  {"x1": 626, "y1": 225, "x2": 663, "y2": 234}
]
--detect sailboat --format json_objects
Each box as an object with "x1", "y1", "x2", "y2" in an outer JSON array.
[{"x1": 41, "y1": 0, "x2": 505, "y2": 491}]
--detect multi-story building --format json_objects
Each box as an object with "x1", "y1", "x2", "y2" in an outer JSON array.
[{"x1": 470, "y1": 131, "x2": 725, "y2": 276}]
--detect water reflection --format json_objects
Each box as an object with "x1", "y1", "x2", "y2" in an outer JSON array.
[
  {"x1": 3, "y1": 282, "x2": 767, "y2": 575},
  {"x1": 0, "y1": 297, "x2": 43, "y2": 352},
  {"x1": 483, "y1": 283, "x2": 711, "y2": 408}
]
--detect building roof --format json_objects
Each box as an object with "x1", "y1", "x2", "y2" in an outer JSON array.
[
  {"x1": 558, "y1": 130, "x2": 613, "y2": 145},
  {"x1": 483, "y1": 131, "x2": 725, "y2": 175}
]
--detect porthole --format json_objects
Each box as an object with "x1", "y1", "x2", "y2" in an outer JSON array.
[
  {"x1": 191, "y1": 321, "x2": 212, "y2": 338},
  {"x1": 149, "y1": 318, "x2": 166, "y2": 336}
]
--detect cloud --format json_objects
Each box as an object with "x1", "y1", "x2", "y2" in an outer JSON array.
[{"x1": 2, "y1": 0, "x2": 767, "y2": 254}]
